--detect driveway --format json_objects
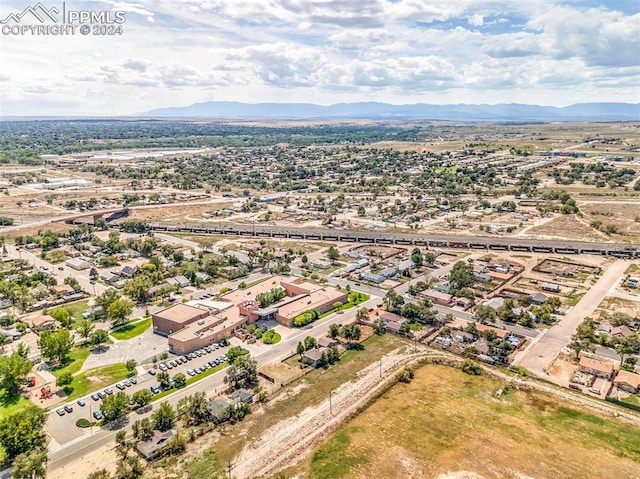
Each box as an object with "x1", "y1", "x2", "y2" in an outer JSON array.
[{"x1": 82, "y1": 328, "x2": 168, "y2": 370}]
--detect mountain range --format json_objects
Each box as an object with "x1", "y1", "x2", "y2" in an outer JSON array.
[{"x1": 144, "y1": 101, "x2": 640, "y2": 121}]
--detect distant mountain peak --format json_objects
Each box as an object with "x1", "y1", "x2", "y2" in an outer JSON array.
[{"x1": 143, "y1": 101, "x2": 640, "y2": 121}]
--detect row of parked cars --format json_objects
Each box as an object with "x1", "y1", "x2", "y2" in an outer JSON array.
[{"x1": 187, "y1": 354, "x2": 228, "y2": 377}]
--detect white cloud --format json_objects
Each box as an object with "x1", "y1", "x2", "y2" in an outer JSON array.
[{"x1": 0, "y1": 0, "x2": 637, "y2": 115}]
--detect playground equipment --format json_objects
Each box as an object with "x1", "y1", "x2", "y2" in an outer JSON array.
[
  {"x1": 27, "y1": 376, "x2": 36, "y2": 387},
  {"x1": 39, "y1": 386, "x2": 52, "y2": 400}
]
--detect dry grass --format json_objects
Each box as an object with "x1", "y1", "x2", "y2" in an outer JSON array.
[
  {"x1": 294, "y1": 364, "x2": 640, "y2": 479},
  {"x1": 523, "y1": 214, "x2": 610, "y2": 242}
]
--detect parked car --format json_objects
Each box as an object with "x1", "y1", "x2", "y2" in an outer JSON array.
[
  {"x1": 116, "y1": 383, "x2": 126, "y2": 390},
  {"x1": 92, "y1": 411, "x2": 103, "y2": 420},
  {"x1": 104, "y1": 388, "x2": 113, "y2": 395},
  {"x1": 159, "y1": 363, "x2": 168, "y2": 371},
  {"x1": 97, "y1": 391, "x2": 106, "y2": 399},
  {"x1": 77, "y1": 399, "x2": 86, "y2": 407},
  {"x1": 91, "y1": 394, "x2": 100, "y2": 401},
  {"x1": 123, "y1": 379, "x2": 131, "y2": 387},
  {"x1": 150, "y1": 386, "x2": 161, "y2": 395},
  {"x1": 148, "y1": 368, "x2": 156, "y2": 375},
  {"x1": 130, "y1": 377, "x2": 137, "y2": 384},
  {"x1": 187, "y1": 369, "x2": 195, "y2": 376},
  {"x1": 55, "y1": 408, "x2": 65, "y2": 416},
  {"x1": 64, "y1": 405, "x2": 73, "y2": 413}
]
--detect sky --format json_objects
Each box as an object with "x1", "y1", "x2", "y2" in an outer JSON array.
[{"x1": 0, "y1": 0, "x2": 638, "y2": 116}]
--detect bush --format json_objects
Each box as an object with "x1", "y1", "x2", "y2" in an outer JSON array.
[
  {"x1": 397, "y1": 366, "x2": 415, "y2": 383},
  {"x1": 461, "y1": 359, "x2": 482, "y2": 376},
  {"x1": 76, "y1": 418, "x2": 92, "y2": 428},
  {"x1": 293, "y1": 309, "x2": 320, "y2": 327}
]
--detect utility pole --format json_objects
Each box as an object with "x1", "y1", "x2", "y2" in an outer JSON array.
[{"x1": 329, "y1": 390, "x2": 333, "y2": 416}]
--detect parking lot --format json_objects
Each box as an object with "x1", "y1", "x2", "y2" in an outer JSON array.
[{"x1": 46, "y1": 343, "x2": 231, "y2": 446}]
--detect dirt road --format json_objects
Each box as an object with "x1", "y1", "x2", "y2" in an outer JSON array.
[{"x1": 232, "y1": 346, "x2": 430, "y2": 479}]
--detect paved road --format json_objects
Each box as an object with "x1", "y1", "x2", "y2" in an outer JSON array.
[{"x1": 514, "y1": 259, "x2": 630, "y2": 374}]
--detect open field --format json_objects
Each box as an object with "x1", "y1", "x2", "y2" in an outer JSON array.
[
  {"x1": 523, "y1": 214, "x2": 611, "y2": 242},
  {"x1": 0, "y1": 390, "x2": 32, "y2": 420},
  {"x1": 128, "y1": 203, "x2": 234, "y2": 222},
  {"x1": 296, "y1": 364, "x2": 640, "y2": 479}
]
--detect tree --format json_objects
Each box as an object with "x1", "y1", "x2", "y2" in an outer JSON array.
[
  {"x1": 38, "y1": 329, "x2": 73, "y2": 364},
  {"x1": 126, "y1": 359, "x2": 137, "y2": 373},
  {"x1": 224, "y1": 355, "x2": 258, "y2": 390},
  {"x1": 157, "y1": 371, "x2": 171, "y2": 390},
  {"x1": 424, "y1": 252, "x2": 436, "y2": 265},
  {"x1": 48, "y1": 307, "x2": 72, "y2": 328},
  {"x1": 545, "y1": 296, "x2": 562, "y2": 313},
  {"x1": 328, "y1": 323, "x2": 340, "y2": 339},
  {"x1": 383, "y1": 290, "x2": 404, "y2": 312},
  {"x1": 616, "y1": 334, "x2": 640, "y2": 364},
  {"x1": 132, "y1": 417, "x2": 153, "y2": 441},
  {"x1": 567, "y1": 335, "x2": 594, "y2": 361},
  {"x1": 56, "y1": 372, "x2": 73, "y2": 388},
  {"x1": 123, "y1": 275, "x2": 152, "y2": 304},
  {"x1": 410, "y1": 248, "x2": 423, "y2": 268},
  {"x1": 115, "y1": 430, "x2": 130, "y2": 460},
  {"x1": 173, "y1": 372, "x2": 186, "y2": 389},
  {"x1": 461, "y1": 359, "x2": 482, "y2": 376},
  {"x1": 0, "y1": 353, "x2": 32, "y2": 397},
  {"x1": 303, "y1": 336, "x2": 317, "y2": 350},
  {"x1": 178, "y1": 391, "x2": 209, "y2": 426},
  {"x1": 340, "y1": 323, "x2": 361, "y2": 347},
  {"x1": 355, "y1": 307, "x2": 368, "y2": 320},
  {"x1": 301, "y1": 254, "x2": 308, "y2": 266},
  {"x1": 89, "y1": 268, "x2": 99, "y2": 281},
  {"x1": 326, "y1": 245, "x2": 339, "y2": 264},
  {"x1": 0, "y1": 407, "x2": 47, "y2": 459},
  {"x1": 102, "y1": 391, "x2": 130, "y2": 421},
  {"x1": 132, "y1": 388, "x2": 153, "y2": 408},
  {"x1": 611, "y1": 312, "x2": 632, "y2": 327},
  {"x1": 107, "y1": 299, "x2": 133, "y2": 326},
  {"x1": 94, "y1": 288, "x2": 120, "y2": 311},
  {"x1": 11, "y1": 450, "x2": 47, "y2": 479},
  {"x1": 373, "y1": 317, "x2": 386, "y2": 335},
  {"x1": 75, "y1": 318, "x2": 95, "y2": 344},
  {"x1": 449, "y1": 261, "x2": 473, "y2": 289},
  {"x1": 115, "y1": 455, "x2": 143, "y2": 479},
  {"x1": 152, "y1": 402, "x2": 175, "y2": 432},
  {"x1": 296, "y1": 341, "x2": 305, "y2": 357},
  {"x1": 90, "y1": 329, "x2": 109, "y2": 351},
  {"x1": 474, "y1": 304, "x2": 497, "y2": 324}
]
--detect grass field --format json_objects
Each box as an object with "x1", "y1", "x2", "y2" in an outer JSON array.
[
  {"x1": 0, "y1": 389, "x2": 32, "y2": 420},
  {"x1": 63, "y1": 363, "x2": 133, "y2": 401},
  {"x1": 299, "y1": 364, "x2": 640, "y2": 479},
  {"x1": 50, "y1": 346, "x2": 91, "y2": 379},
  {"x1": 111, "y1": 317, "x2": 152, "y2": 340},
  {"x1": 63, "y1": 300, "x2": 90, "y2": 324}
]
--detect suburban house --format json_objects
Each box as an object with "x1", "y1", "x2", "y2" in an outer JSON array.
[
  {"x1": 359, "y1": 271, "x2": 385, "y2": 284},
  {"x1": 530, "y1": 292, "x2": 548, "y2": 305},
  {"x1": 454, "y1": 297, "x2": 473, "y2": 309},
  {"x1": 475, "y1": 323, "x2": 509, "y2": 339},
  {"x1": 100, "y1": 271, "x2": 120, "y2": 284},
  {"x1": 317, "y1": 337, "x2": 339, "y2": 348},
  {"x1": 50, "y1": 284, "x2": 75, "y2": 295},
  {"x1": 611, "y1": 326, "x2": 634, "y2": 338},
  {"x1": 613, "y1": 370, "x2": 640, "y2": 393},
  {"x1": 65, "y1": 258, "x2": 90, "y2": 270},
  {"x1": 29, "y1": 314, "x2": 58, "y2": 332},
  {"x1": 166, "y1": 275, "x2": 190, "y2": 288},
  {"x1": 231, "y1": 388, "x2": 254, "y2": 404},
  {"x1": 312, "y1": 259, "x2": 332, "y2": 269},
  {"x1": 421, "y1": 290, "x2": 453, "y2": 306},
  {"x1": 207, "y1": 398, "x2": 231, "y2": 423},
  {"x1": 578, "y1": 356, "x2": 615, "y2": 379},
  {"x1": 136, "y1": 429, "x2": 177, "y2": 460},
  {"x1": 302, "y1": 347, "x2": 328, "y2": 367},
  {"x1": 541, "y1": 282, "x2": 560, "y2": 293}
]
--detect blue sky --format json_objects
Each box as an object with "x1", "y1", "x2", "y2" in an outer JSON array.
[{"x1": 0, "y1": 0, "x2": 638, "y2": 115}]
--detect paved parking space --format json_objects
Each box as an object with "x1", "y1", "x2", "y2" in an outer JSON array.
[{"x1": 82, "y1": 328, "x2": 168, "y2": 370}]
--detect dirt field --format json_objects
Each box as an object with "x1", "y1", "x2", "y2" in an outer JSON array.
[
  {"x1": 295, "y1": 364, "x2": 640, "y2": 479},
  {"x1": 128, "y1": 203, "x2": 234, "y2": 222},
  {"x1": 523, "y1": 214, "x2": 611, "y2": 242}
]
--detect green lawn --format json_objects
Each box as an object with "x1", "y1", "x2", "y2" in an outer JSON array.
[
  {"x1": 63, "y1": 300, "x2": 90, "y2": 323},
  {"x1": 0, "y1": 389, "x2": 32, "y2": 420},
  {"x1": 62, "y1": 363, "x2": 133, "y2": 401},
  {"x1": 111, "y1": 317, "x2": 152, "y2": 340},
  {"x1": 50, "y1": 346, "x2": 91, "y2": 379},
  {"x1": 319, "y1": 291, "x2": 371, "y2": 319}
]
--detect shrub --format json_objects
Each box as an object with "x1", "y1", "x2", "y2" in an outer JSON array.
[
  {"x1": 76, "y1": 418, "x2": 92, "y2": 428},
  {"x1": 462, "y1": 359, "x2": 482, "y2": 376}
]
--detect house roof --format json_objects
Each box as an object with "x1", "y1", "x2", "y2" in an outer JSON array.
[
  {"x1": 136, "y1": 429, "x2": 176, "y2": 459},
  {"x1": 154, "y1": 303, "x2": 205, "y2": 325},
  {"x1": 579, "y1": 356, "x2": 614, "y2": 376},
  {"x1": 614, "y1": 370, "x2": 640, "y2": 389},
  {"x1": 475, "y1": 323, "x2": 509, "y2": 339},
  {"x1": 304, "y1": 347, "x2": 328, "y2": 361},
  {"x1": 611, "y1": 325, "x2": 633, "y2": 337},
  {"x1": 30, "y1": 314, "x2": 57, "y2": 327}
]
